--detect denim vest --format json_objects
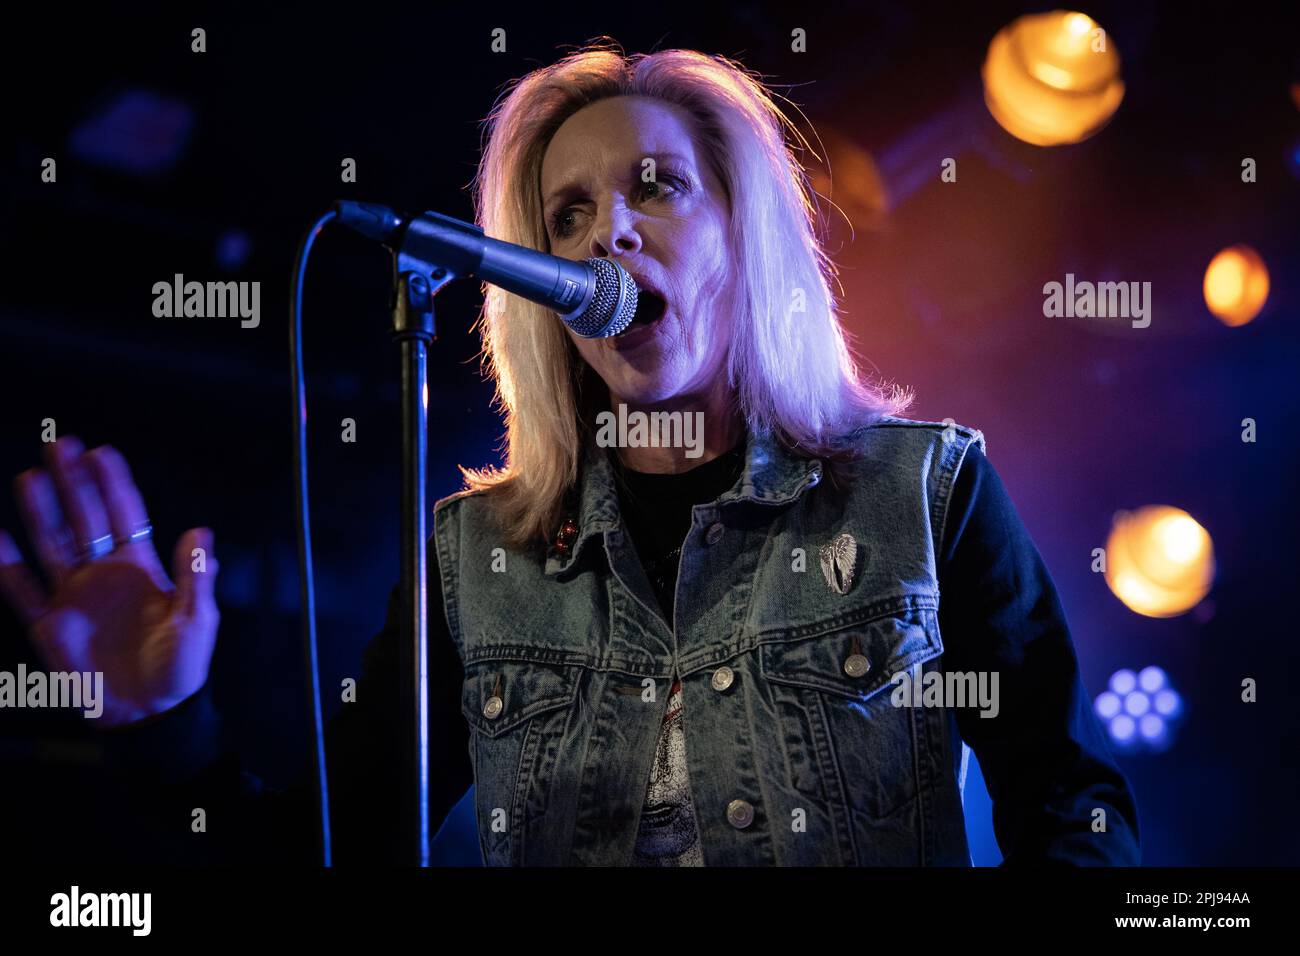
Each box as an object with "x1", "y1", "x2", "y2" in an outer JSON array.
[{"x1": 432, "y1": 415, "x2": 986, "y2": 865}]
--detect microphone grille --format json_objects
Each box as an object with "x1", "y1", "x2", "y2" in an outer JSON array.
[{"x1": 566, "y1": 258, "x2": 638, "y2": 338}]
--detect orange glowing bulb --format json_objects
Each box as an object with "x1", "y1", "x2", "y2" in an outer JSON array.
[
  {"x1": 982, "y1": 10, "x2": 1125, "y2": 146},
  {"x1": 1104, "y1": 506, "x2": 1215, "y2": 618},
  {"x1": 1204, "y1": 245, "x2": 1269, "y2": 327}
]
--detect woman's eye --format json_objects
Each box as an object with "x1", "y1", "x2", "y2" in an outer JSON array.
[
  {"x1": 548, "y1": 173, "x2": 689, "y2": 239},
  {"x1": 550, "y1": 208, "x2": 581, "y2": 239},
  {"x1": 640, "y1": 174, "x2": 684, "y2": 202}
]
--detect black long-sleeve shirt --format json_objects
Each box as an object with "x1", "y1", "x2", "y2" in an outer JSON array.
[{"x1": 79, "y1": 443, "x2": 1139, "y2": 865}]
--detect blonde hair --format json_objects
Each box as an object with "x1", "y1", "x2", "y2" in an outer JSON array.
[{"x1": 461, "y1": 38, "x2": 911, "y2": 550}]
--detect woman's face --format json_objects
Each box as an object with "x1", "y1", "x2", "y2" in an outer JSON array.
[{"x1": 540, "y1": 96, "x2": 735, "y2": 410}]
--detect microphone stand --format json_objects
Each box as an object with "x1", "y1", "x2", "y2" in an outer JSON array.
[
  {"x1": 389, "y1": 262, "x2": 448, "y2": 866},
  {"x1": 329, "y1": 200, "x2": 630, "y2": 863}
]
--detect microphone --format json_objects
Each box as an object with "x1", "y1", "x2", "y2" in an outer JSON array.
[{"x1": 333, "y1": 200, "x2": 641, "y2": 338}]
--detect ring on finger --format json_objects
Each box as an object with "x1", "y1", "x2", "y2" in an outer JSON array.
[
  {"x1": 76, "y1": 533, "x2": 115, "y2": 563},
  {"x1": 114, "y1": 522, "x2": 153, "y2": 548}
]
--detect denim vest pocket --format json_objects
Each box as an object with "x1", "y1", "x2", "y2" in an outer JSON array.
[
  {"x1": 759, "y1": 607, "x2": 943, "y2": 825},
  {"x1": 460, "y1": 656, "x2": 581, "y2": 737},
  {"x1": 460, "y1": 655, "x2": 582, "y2": 865}
]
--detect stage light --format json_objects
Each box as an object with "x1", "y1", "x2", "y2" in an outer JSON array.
[
  {"x1": 1098, "y1": 667, "x2": 1184, "y2": 753},
  {"x1": 68, "y1": 89, "x2": 195, "y2": 176},
  {"x1": 1111, "y1": 715, "x2": 1136, "y2": 743},
  {"x1": 1110, "y1": 669, "x2": 1137, "y2": 695},
  {"x1": 1138, "y1": 714, "x2": 1165, "y2": 742},
  {"x1": 1138, "y1": 665, "x2": 1166, "y2": 693},
  {"x1": 981, "y1": 10, "x2": 1125, "y2": 146},
  {"x1": 1095, "y1": 691, "x2": 1121, "y2": 719},
  {"x1": 1124, "y1": 692, "x2": 1150, "y2": 717},
  {"x1": 1153, "y1": 689, "x2": 1183, "y2": 718},
  {"x1": 804, "y1": 127, "x2": 889, "y2": 233},
  {"x1": 215, "y1": 229, "x2": 253, "y2": 272},
  {"x1": 1203, "y1": 245, "x2": 1270, "y2": 327},
  {"x1": 1104, "y1": 506, "x2": 1215, "y2": 618}
]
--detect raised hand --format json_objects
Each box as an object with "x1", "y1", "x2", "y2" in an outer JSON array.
[{"x1": 0, "y1": 436, "x2": 220, "y2": 727}]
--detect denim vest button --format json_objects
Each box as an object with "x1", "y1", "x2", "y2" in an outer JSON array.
[
  {"x1": 843, "y1": 653, "x2": 870, "y2": 678},
  {"x1": 711, "y1": 666, "x2": 735, "y2": 692},
  {"x1": 705, "y1": 522, "x2": 725, "y2": 545},
  {"x1": 726, "y1": 799, "x2": 755, "y2": 829},
  {"x1": 482, "y1": 695, "x2": 503, "y2": 719}
]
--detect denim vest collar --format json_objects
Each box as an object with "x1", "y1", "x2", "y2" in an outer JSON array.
[{"x1": 544, "y1": 426, "x2": 825, "y2": 577}]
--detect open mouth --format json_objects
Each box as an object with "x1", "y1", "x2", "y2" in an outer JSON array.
[{"x1": 626, "y1": 289, "x2": 667, "y2": 330}]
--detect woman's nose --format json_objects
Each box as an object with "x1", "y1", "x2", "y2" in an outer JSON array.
[{"x1": 589, "y1": 204, "x2": 642, "y2": 258}]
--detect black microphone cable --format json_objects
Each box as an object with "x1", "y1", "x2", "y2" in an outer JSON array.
[{"x1": 289, "y1": 209, "x2": 336, "y2": 866}]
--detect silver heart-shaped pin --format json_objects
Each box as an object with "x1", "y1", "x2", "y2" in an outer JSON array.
[{"x1": 818, "y1": 532, "x2": 858, "y2": 595}]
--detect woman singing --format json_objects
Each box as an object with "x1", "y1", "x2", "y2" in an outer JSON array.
[{"x1": 0, "y1": 42, "x2": 1138, "y2": 866}]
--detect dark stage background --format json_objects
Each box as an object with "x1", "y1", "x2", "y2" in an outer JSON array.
[{"x1": 1, "y1": 2, "x2": 1297, "y2": 865}]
